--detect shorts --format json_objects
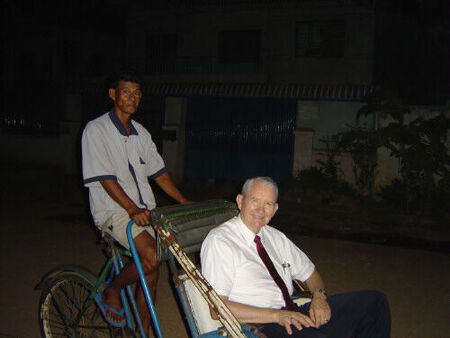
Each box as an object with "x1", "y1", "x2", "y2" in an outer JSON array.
[{"x1": 100, "y1": 211, "x2": 156, "y2": 250}]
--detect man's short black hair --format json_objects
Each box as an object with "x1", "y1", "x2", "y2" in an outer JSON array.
[{"x1": 108, "y1": 68, "x2": 143, "y2": 90}]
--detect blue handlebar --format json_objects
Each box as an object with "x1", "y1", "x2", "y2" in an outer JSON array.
[{"x1": 126, "y1": 220, "x2": 164, "y2": 338}]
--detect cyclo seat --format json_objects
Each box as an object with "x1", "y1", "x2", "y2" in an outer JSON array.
[
  {"x1": 151, "y1": 200, "x2": 312, "y2": 337},
  {"x1": 151, "y1": 200, "x2": 238, "y2": 335}
]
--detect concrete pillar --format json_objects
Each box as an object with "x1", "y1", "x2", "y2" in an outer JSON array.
[
  {"x1": 292, "y1": 128, "x2": 314, "y2": 175},
  {"x1": 162, "y1": 97, "x2": 187, "y2": 183}
]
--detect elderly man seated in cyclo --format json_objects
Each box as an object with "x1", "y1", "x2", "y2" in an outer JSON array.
[{"x1": 201, "y1": 177, "x2": 391, "y2": 337}]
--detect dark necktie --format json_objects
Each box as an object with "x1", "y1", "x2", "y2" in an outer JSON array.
[{"x1": 254, "y1": 235, "x2": 295, "y2": 311}]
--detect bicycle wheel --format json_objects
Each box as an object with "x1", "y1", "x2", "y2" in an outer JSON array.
[{"x1": 38, "y1": 270, "x2": 119, "y2": 337}]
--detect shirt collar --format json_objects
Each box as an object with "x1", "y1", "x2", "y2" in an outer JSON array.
[
  {"x1": 237, "y1": 214, "x2": 266, "y2": 246},
  {"x1": 108, "y1": 110, "x2": 138, "y2": 136}
]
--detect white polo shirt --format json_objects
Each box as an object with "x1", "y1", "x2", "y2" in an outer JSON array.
[
  {"x1": 81, "y1": 110, "x2": 166, "y2": 226},
  {"x1": 201, "y1": 215, "x2": 315, "y2": 309}
]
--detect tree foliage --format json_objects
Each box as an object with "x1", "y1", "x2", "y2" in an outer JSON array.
[{"x1": 338, "y1": 94, "x2": 450, "y2": 214}]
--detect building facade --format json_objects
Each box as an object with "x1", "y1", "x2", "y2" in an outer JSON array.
[
  {"x1": 2, "y1": 0, "x2": 448, "y2": 192},
  {"x1": 123, "y1": 0, "x2": 375, "y2": 184}
]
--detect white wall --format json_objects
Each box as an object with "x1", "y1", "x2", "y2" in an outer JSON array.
[{"x1": 293, "y1": 103, "x2": 448, "y2": 193}]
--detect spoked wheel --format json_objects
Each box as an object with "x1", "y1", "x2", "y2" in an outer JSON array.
[{"x1": 38, "y1": 271, "x2": 132, "y2": 337}]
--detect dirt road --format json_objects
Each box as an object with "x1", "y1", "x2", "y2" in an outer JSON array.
[{"x1": 0, "y1": 178, "x2": 449, "y2": 337}]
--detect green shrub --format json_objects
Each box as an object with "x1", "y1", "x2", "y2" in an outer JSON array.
[
  {"x1": 378, "y1": 174, "x2": 450, "y2": 215},
  {"x1": 293, "y1": 166, "x2": 355, "y2": 197}
]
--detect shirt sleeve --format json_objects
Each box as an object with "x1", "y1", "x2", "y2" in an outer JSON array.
[
  {"x1": 200, "y1": 232, "x2": 235, "y2": 297},
  {"x1": 138, "y1": 127, "x2": 166, "y2": 178},
  {"x1": 285, "y1": 236, "x2": 315, "y2": 282},
  {"x1": 81, "y1": 122, "x2": 117, "y2": 187}
]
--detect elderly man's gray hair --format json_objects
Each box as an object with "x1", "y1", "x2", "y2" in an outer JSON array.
[{"x1": 241, "y1": 177, "x2": 279, "y2": 201}]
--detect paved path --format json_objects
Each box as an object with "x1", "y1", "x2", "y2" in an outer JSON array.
[{"x1": 0, "y1": 179, "x2": 449, "y2": 337}]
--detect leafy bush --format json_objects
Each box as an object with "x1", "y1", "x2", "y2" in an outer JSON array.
[
  {"x1": 293, "y1": 166, "x2": 355, "y2": 197},
  {"x1": 378, "y1": 173, "x2": 450, "y2": 215},
  {"x1": 336, "y1": 91, "x2": 449, "y2": 213},
  {"x1": 431, "y1": 173, "x2": 450, "y2": 215}
]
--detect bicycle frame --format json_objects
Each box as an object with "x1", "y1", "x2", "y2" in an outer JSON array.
[
  {"x1": 40, "y1": 221, "x2": 174, "y2": 338},
  {"x1": 126, "y1": 221, "x2": 164, "y2": 338},
  {"x1": 102, "y1": 235, "x2": 149, "y2": 337},
  {"x1": 98, "y1": 219, "x2": 199, "y2": 338},
  {"x1": 35, "y1": 235, "x2": 150, "y2": 337}
]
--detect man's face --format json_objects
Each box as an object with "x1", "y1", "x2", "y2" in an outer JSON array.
[
  {"x1": 236, "y1": 181, "x2": 279, "y2": 234},
  {"x1": 109, "y1": 81, "x2": 142, "y2": 116}
]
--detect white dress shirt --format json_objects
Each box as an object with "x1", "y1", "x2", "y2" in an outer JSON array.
[{"x1": 201, "y1": 215, "x2": 315, "y2": 309}]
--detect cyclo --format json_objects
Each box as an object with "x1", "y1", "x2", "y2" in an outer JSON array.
[{"x1": 35, "y1": 200, "x2": 283, "y2": 337}]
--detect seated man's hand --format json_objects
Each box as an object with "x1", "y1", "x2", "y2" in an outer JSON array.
[
  {"x1": 129, "y1": 208, "x2": 151, "y2": 226},
  {"x1": 309, "y1": 295, "x2": 331, "y2": 328},
  {"x1": 275, "y1": 310, "x2": 315, "y2": 335}
]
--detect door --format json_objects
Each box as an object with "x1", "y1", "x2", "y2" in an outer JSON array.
[{"x1": 185, "y1": 97, "x2": 296, "y2": 184}]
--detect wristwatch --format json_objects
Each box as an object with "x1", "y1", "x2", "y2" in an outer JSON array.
[{"x1": 313, "y1": 289, "x2": 328, "y2": 298}]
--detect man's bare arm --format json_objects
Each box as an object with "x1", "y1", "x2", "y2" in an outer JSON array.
[
  {"x1": 304, "y1": 270, "x2": 326, "y2": 294},
  {"x1": 154, "y1": 172, "x2": 191, "y2": 204},
  {"x1": 100, "y1": 179, "x2": 150, "y2": 226}
]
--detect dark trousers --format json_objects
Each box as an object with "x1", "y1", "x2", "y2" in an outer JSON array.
[{"x1": 260, "y1": 290, "x2": 391, "y2": 338}]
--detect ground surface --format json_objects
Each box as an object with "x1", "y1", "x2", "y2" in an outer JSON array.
[{"x1": 0, "y1": 167, "x2": 449, "y2": 337}]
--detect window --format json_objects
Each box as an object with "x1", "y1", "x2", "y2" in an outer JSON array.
[
  {"x1": 145, "y1": 34, "x2": 178, "y2": 73},
  {"x1": 218, "y1": 30, "x2": 261, "y2": 64},
  {"x1": 295, "y1": 21, "x2": 346, "y2": 58}
]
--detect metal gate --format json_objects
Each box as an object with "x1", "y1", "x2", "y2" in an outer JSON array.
[{"x1": 185, "y1": 97, "x2": 296, "y2": 183}]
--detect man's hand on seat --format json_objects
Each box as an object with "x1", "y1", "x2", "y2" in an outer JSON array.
[
  {"x1": 309, "y1": 295, "x2": 331, "y2": 328},
  {"x1": 275, "y1": 310, "x2": 314, "y2": 335},
  {"x1": 129, "y1": 208, "x2": 151, "y2": 226}
]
